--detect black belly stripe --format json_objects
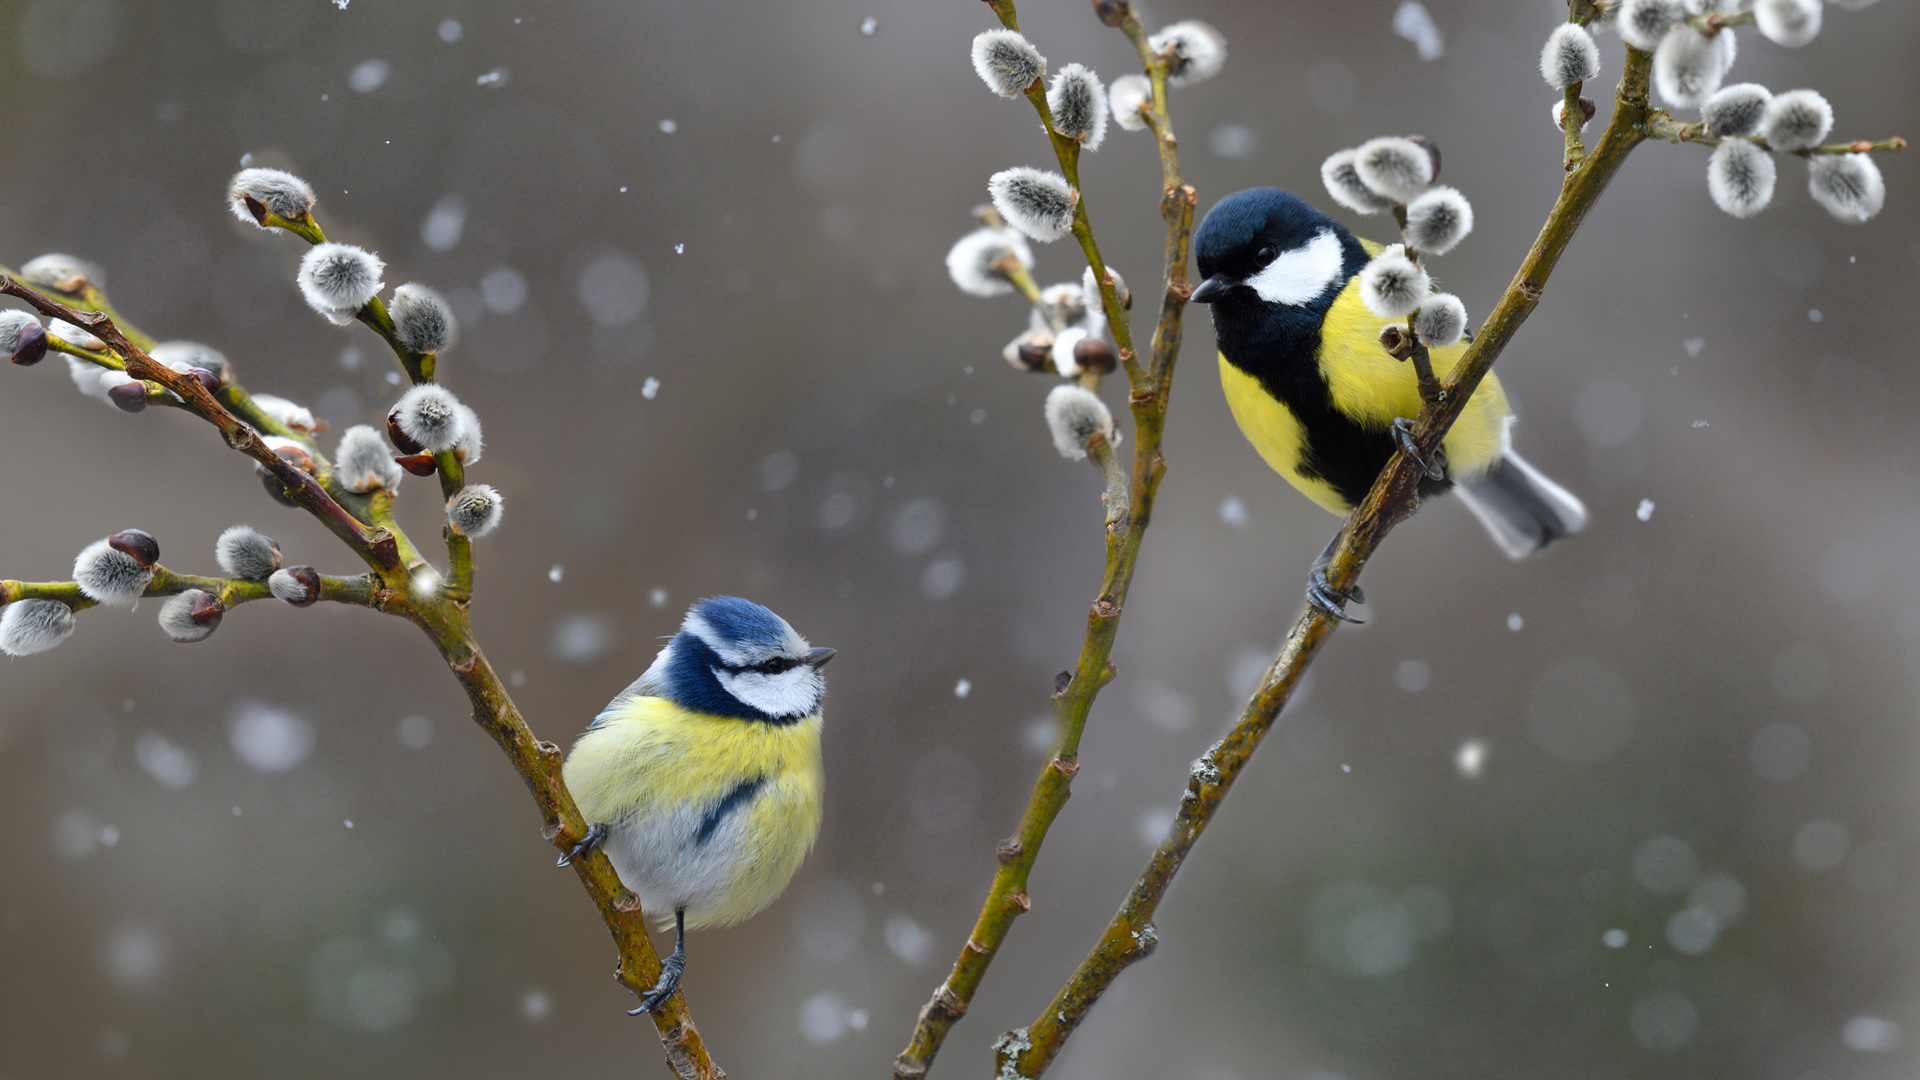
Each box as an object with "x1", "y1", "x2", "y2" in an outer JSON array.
[{"x1": 693, "y1": 776, "x2": 766, "y2": 847}]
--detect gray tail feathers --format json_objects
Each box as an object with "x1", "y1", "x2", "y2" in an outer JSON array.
[{"x1": 1454, "y1": 448, "x2": 1588, "y2": 560}]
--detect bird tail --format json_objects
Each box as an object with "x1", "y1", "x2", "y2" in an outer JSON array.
[{"x1": 1454, "y1": 445, "x2": 1588, "y2": 560}]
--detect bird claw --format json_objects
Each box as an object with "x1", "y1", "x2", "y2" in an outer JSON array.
[
  {"x1": 1307, "y1": 568, "x2": 1365, "y2": 624},
  {"x1": 628, "y1": 949, "x2": 686, "y2": 1015},
  {"x1": 557, "y1": 821, "x2": 608, "y2": 867},
  {"x1": 1392, "y1": 417, "x2": 1446, "y2": 481}
]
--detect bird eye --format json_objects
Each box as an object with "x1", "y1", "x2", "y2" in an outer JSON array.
[
  {"x1": 1256, "y1": 245, "x2": 1278, "y2": 265},
  {"x1": 755, "y1": 657, "x2": 795, "y2": 675}
]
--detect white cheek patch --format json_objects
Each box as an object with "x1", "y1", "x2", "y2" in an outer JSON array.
[
  {"x1": 714, "y1": 666, "x2": 823, "y2": 720},
  {"x1": 1245, "y1": 228, "x2": 1344, "y2": 306}
]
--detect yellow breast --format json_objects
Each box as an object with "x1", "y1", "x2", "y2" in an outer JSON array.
[
  {"x1": 564, "y1": 696, "x2": 824, "y2": 928},
  {"x1": 1219, "y1": 272, "x2": 1513, "y2": 514}
]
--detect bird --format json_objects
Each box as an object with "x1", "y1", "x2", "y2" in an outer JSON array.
[
  {"x1": 1189, "y1": 187, "x2": 1587, "y2": 619},
  {"x1": 558, "y1": 595, "x2": 834, "y2": 1015}
]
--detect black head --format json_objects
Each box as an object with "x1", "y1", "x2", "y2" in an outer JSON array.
[{"x1": 1190, "y1": 188, "x2": 1366, "y2": 312}]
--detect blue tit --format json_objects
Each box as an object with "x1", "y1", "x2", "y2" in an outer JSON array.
[
  {"x1": 558, "y1": 595, "x2": 833, "y2": 1014},
  {"x1": 1189, "y1": 187, "x2": 1587, "y2": 618}
]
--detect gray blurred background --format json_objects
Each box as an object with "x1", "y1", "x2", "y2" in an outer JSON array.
[{"x1": 0, "y1": 0, "x2": 1916, "y2": 1077}]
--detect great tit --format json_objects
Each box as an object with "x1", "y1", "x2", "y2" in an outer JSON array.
[
  {"x1": 1191, "y1": 187, "x2": 1587, "y2": 617},
  {"x1": 560, "y1": 596, "x2": 833, "y2": 1014}
]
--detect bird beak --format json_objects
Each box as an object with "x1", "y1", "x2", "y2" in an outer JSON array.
[
  {"x1": 1189, "y1": 275, "x2": 1230, "y2": 304},
  {"x1": 806, "y1": 647, "x2": 837, "y2": 668}
]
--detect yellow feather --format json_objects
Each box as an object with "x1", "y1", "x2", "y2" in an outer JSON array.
[
  {"x1": 563, "y1": 696, "x2": 824, "y2": 928},
  {"x1": 1219, "y1": 260, "x2": 1512, "y2": 514}
]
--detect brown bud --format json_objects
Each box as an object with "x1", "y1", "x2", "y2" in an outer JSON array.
[
  {"x1": 1578, "y1": 97, "x2": 1597, "y2": 122},
  {"x1": 395, "y1": 452, "x2": 438, "y2": 477},
  {"x1": 1052, "y1": 669, "x2": 1074, "y2": 697},
  {"x1": 272, "y1": 444, "x2": 316, "y2": 473},
  {"x1": 1004, "y1": 327, "x2": 1054, "y2": 373},
  {"x1": 1406, "y1": 135, "x2": 1442, "y2": 184},
  {"x1": 188, "y1": 591, "x2": 225, "y2": 628},
  {"x1": 242, "y1": 193, "x2": 270, "y2": 226},
  {"x1": 1378, "y1": 324, "x2": 1413, "y2": 360},
  {"x1": 1093, "y1": 0, "x2": 1130, "y2": 25},
  {"x1": 280, "y1": 565, "x2": 322, "y2": 606},
  {"x1": 386, "y1": 408, "x2": 424, "y2": 455},
  {"x1": 108, "y1": 381, "x2": 148, "y2": 413},
  {"x1": 188, "y1": 367, "x2": 220, "y2": 397},
  {"x1": 1073, "y1": 336, "x2": 1117, "y2": 376},
  {"x1": 108, "y1": 528, "x2": 159, "y2": 568},
  {"x1": 11, "y1": 320, "x2": 46, "y2": 366}
]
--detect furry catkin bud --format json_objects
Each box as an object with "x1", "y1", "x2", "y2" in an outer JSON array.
[
  {"x1": 1619, "y1": 0, "x2": 1685, "y2": 50},
  {"x1": 1762, "y1": 90, "x2": 1833, "y2": 151},
  {"x1": 0, "y1": 598, "x2": 76, "y2": 656},
  {"x1": 393, "y1": 384, "x2": 469, "y2": 453},
  {"x1": 1043, "y1": 384, "x2": 1117, "y2": 460},
  {"x1": 22, "y1": 253, "x2": 100, "y2": 294},
  {"x1": 297, "y1": 243, "x2": 385, "y2": 325},
  {"x1": 159, "y1": 590, "x2": 221, "y2": 643},
  {"x1": 1083, "y1": 265, "x2": 1130, "y2": 312},
  {"x1": 1706, "y1": 139, "x2": 1776, "y2": 218},
  {"x1": 150, "y1": 341, "x2": 232, "y2": 386},
  {"x1": 250, "y1": 394, "x2": 318, "y2": 433},
  {"x1": 1755, "y1": 0, "x2": 1821, "y2": 46},
  {"x1": 1653, "y1": 26, "x2": 1735, "y2": 108},
  {"x1": 335, "y1": 424, "x2": 403, "y2": 493},
  {"x1": 0, "y1": 310, "x2": 46, "y2": 366},
  {"x1": 1004, "y1": 328, "x2": 1054, "y2": 372},
  {"x1": 1551, "y1": 98, "x2": 1598, "y2": 132},
  {"x1": 74, "y1": 533, "x2": 156, "y2": 607},
  {"x1": 65, "y1": 356, "x2": 135, "y2": 408},
  {"x1": 1412, "y1": 293, "x2": 1468, "y2": 347},
  {"x1": 1808, "y1": 153, "x2": 1885, "y2": 223},
  {"x1": 1051, "y1": 327, "x2": 1089, "y2": 377},
  {"x1": 49, "y1": 317, "x2": 105, "y2": 352},
  {"x1": 1148, "y1": 21, "x2": 1227, "y2": 87},
  {"x1": 452, "y1": 404, "x2": 484, "y2": 464},
  {"x1": 1353, "y1": 137, "x2": 1435, "y2": 204},
  {"x1": 1359, "y1": 245, "x2": 1430, "y2": 319},
  {"x1": 945, "y1": 227, "x2": 1035, "y2": 298},
  {"x1": 1320, "y1": 149, "x2": 1395, "y2": 215},
  {"x1": 970, "y1": 29, "x2": 1046, "y2": 98},
  {"x1": 1403, "y1": 186, "x2": 1474, "y2": 255},
  {"x1": 228, "y1": 167, "x2": 316, "y2": 226},
  {"x1": 1540, "y1": 24, "x2": 1601, "y2": 90},
  {"x1": 215, "y1": 525, "x2": 282, "y2": 581},
  {"x1": 988, "y1": 167, "x2": 1078, "y2": 242},
  {"x1": 1700, "y1": 83, "x2": 1771, "y2": 136},
  {"x1": 389, "y1": 283, "x2": 457, "y2": 354},
  {"x1": 269, "y1": 566, "x2": 322, "y2": 607},
  {"x1": 447, "y1": 484, "x2": 505, "y2": 537},
  {"x1": 1108, "y1": 74, "x2": 1153, "y2": 132},
  {"x1": 1035, "y1": 282, "x2": 1089, "y2": 331},
  {"x1": 1047, "y1": 65, "x2": 1109, "y2": 151}
]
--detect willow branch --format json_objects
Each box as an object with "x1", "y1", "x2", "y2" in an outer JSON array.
[
  {"x1": 1, "y1": 279, "x2": 400, "y2": 573},
  {"x1": 1646, "y1": 112, "x2": 1906, "y2": 156},
  {"x1": 5, "y1": 229, "x2": 722, "y2": 1078},
  {"x1": 996, "y1": 42, "x2": 1665, "y2": 1080},
  {"x1": 891, "y1": 4, "x2": 1193, "y2": 1076}
]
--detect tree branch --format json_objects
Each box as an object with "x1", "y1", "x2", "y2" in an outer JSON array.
[
  {"x1": 892, "y1": 4, "x2": 1193, "y2": 1075},
  {"x1": 995, "y1": 40, "x2": 1665, "y2": 1080}
]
